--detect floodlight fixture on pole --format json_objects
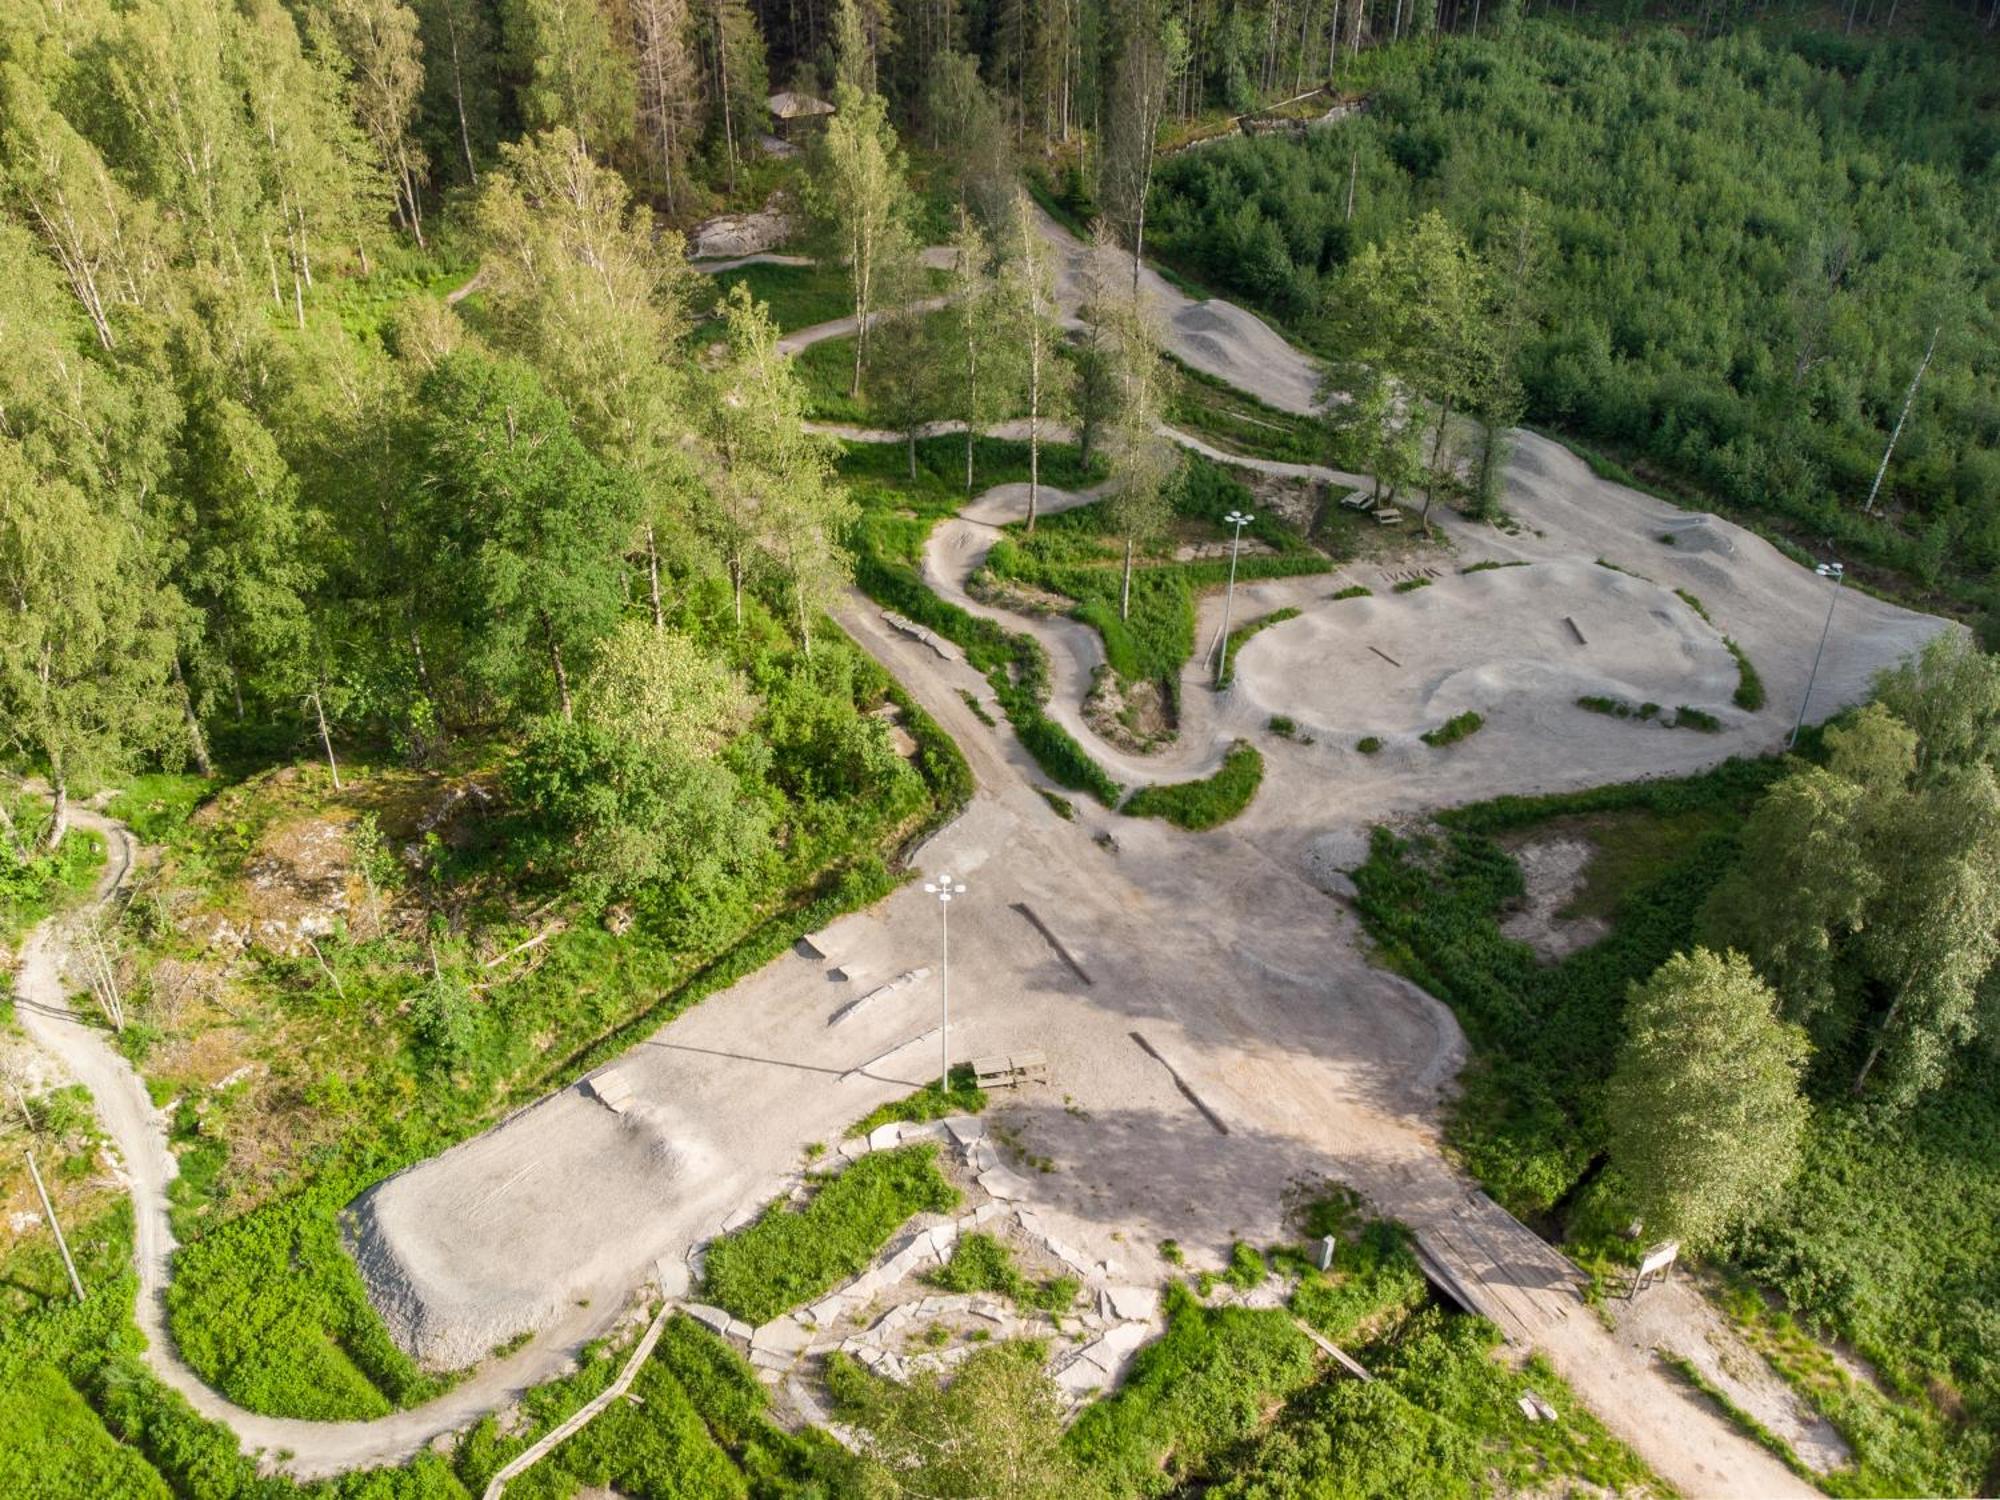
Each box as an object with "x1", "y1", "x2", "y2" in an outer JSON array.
[
  {"x1": 1215, "y1": 510, "x2": 1255, "y2": 689},
  {"x1": 1789, "y1": 561, "x2": 1846, "y2": 751},
  {"x1": 922, "y1": 875, "x2": 966, "y2": 1092}
]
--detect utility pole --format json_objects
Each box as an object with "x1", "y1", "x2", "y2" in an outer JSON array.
[
  {"x1": 922, "y1": 875, "x2": 966, "y2": 1092},
  {"x1": 1862, "y1": 326, "x2": 1939, "y2": 515},
  {"x1": 1790, "y1": 562, "x2": 1846, "y2": 750},
  {"x1": 25, "y1": 1150, "x2": 85, "y2": 1302},
  {"x1": 1213, "y1": 510, "x2": 1255, "y2": 688}
]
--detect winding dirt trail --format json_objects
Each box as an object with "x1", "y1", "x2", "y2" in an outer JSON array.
[
  {"x1": 12, "y1": 809, "x2": 637, "y2": 1472},
  {"x1": 12, "y1": 206, "x2": 1933, "y2": 1494}
]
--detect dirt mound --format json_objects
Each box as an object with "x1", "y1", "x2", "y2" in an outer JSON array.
[{"x1": 345, "y1": 1088, "x2": 714, "y2": 1368}]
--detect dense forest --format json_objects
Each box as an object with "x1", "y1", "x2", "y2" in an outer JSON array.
[
  {"x1": 4, "y1": 0, "x2": 2000, "y2": 1493},
  {"x1": 1146, "y1": 22, "x2": 2000, "y2": 612}
]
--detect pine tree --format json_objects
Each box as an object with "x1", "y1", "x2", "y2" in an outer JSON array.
[
  {"x1": 631, "y1": 0, "x2": 700, "y2": 210},
  {"x1": 503, "y1": 0, "x2": 637, "y2": 156}
]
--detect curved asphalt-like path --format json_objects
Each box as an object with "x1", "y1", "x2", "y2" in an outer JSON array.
[{"x1": 7, "y1": 211, "x2": 1865, "y2": 1495}]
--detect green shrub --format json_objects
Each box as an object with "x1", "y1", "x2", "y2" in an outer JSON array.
[
  {"x1": 1460, "y1": 560, "x2": 1527, "y2": 574},
  {"x1": 0, "y1": 1363, "x2": 172, "y2": 1499},
  {"x1": 166, "y1": 1175, "x2": 451, "y2": 1420},
  {"x1": 1289, "y1": 1220, "x2": 1428, "y2": 1344},
  {"x1": 1268, "y1": 715, "x2": 1298, "y2": 738},
  {"x1": 1122, "y1": 742, "x2": 1264, "y2": 830},
  {"x1": 1577, "y1": 696, "x2": 1630, "y2": 718},
  {"x1": 1331, "y1": 585, "x2": 1372, "y2": 600},
  {"x1": 1674, "y1": 706, "x2": 1722, "y2": 732},
  {"x1": 929, "y1": 1233, "x2": 1077, "y2": 1313},
  {"x1": 1726, "y1": 638, "x2": 1765, "y2": 711},
  {"x1": 1392, "y1": 577, "x2": 1433, "y2": 593},
  {"x1": 1037, "y1": 788, "x2": 1077, "y2": 820},
  {"x1": 1420, "y1": 712, "x2": 1485, "y2": 747},
  {"x1": 845, "y1": 1065, "x2": 987, "y2": 1139},
  {"x1": 701, "y1": 1146, "x2": 959, "y2": 1325},
  {"x1": 1224, "y1": 1242, "x2": 1267, "y2": 1289},
  {"x1": 1217, "y1": 607, "x2": 1302, "y2": 688},
  {"x1": 1063, "y1": 1283, "x2": 1317, "y2": 1494}
]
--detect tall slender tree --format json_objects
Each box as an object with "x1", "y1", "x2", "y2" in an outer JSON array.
[{"x1": 806, "y1": 83, "x2": 913, "y2": 398}]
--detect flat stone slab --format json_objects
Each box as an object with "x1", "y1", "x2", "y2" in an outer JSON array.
[
  {"x1": 1103, "y1": 1285, "x2": 1160, "y2": 1322},
  {"x1": 751, "y1": 1317, "x2": 814, "y2": 1355},
  {"x1": 944, "y1": 1116, "x2": 988, "y2": 1145},
  {"x1": 684, "y1": 1304, "x2": 732, "y2": 1335},
  {"x1": 1054, "y1": 1358, "x2": 1110, "y2": 1396},
  {"x1": 978, "y1": 1166, "x2": 1034, "y2": 1201}
]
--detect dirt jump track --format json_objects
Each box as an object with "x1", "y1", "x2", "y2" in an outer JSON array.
[{"x1": 12, "y1": 208, "x2": 1952, "y2": 1493}]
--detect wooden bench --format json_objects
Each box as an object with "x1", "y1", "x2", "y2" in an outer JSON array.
[
  {"x1": 1339, "y1": 490, "x2": 1375, "y2": 511},
  {"x1": 972, "y1": 1050, "x2": 1049, "y2": 1089},
  {"x1": 1372, "y1": 507, "x2": 1405, "y2": 527}
]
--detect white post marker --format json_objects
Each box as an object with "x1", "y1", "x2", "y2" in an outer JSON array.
[
  {"x1": 1215, "y1": 509, "x2": 1254, "y2": 688},
  {"x1": 922, "y1": 875, "x2": 966, "y2": 1092},
  {"x1": 1789, "y1": 561, "x2": 1845, "y2": 750}
]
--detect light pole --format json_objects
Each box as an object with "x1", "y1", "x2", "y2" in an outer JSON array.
[
  {"x1": 1789, "y1": 561, "x2": 1845, "y2": 750},
  {"x1": 1215, "y1": 509, "x2": 1254, "y2": 688},
  {"x1": 921, "y1": 875, "x2": 965, "y2": 1092}
]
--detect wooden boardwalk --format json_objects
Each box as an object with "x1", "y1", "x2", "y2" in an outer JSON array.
[{"x1": 1410, "y1": 1188, "x2": 1589, "y2": 1345}]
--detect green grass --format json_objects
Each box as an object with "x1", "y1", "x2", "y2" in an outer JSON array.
[
  {"x1": 1037, "y1": 788, "x2": 1077, "y2": 820},
  {"x1": 1224, "y1": 1241, "x2": 1268, "y2": 1289},
  {"x1": 0, "y1": 811, "x2": 103, "y2": 945},
  {"x1": 1163, "y1": 357, "x2": 1325, "y2": 464},
  {"x1": 1657, "y1": 1347, "x2": 1823, "y2": 1487},
  {"x1": 1289, "y1": 1220, "x2": 1429, "y2": 1345},
  {"x1": 1420, "y1": 711, "x2": 1485, "y2": 747},
  {"x1": 701, "y1": 261, "x2": 852, "y2": 334},
  {"x1": 1063, "y1": 1282, "x2": 1319, "y2": 1494},
  {"x1": 1676, "y1": 705, "x2": 1723, "y2": 732},
  {"x1": 1352, "y1": 760, "x2": 1782, "y2": 1217},
  {"x1": 1122, "y1": 742, "x2": 1264, "y2": 831},
  {"x1": 1392, "y1": 576, "x2": 1433, "y2": 593},
  {"x1": 1356, "y1": 736, "x2": 1382, "y2": 754},
  {"x1": 144, "y1": 623, "x2": 964, "y2": 1421},
  {"x1": 985, "y1": 461, "x2": 1326, "y2": 691},
  {"x1": 165, "y1": 1173, "x2": 454, "y2": 1419},
  {"x1": 1675, "y1": 587, "x2": 1715, "y2": 624},
  {"x1": 793, "y1": 333, "x2": 870, "y2": 422},
  {"x1": 1727, "y1": 637, "x2": 1766, "y2": 711},
  {"x1": 0, "y1": 1362, "x2": 173, "y2": 1499},
  {"x1": 1217, "y1": 606, "x2": 1301, "y2": 688},
  {"x1": 1461, "y1": 559, "x2": 1529, "y2": 574},
  {"x1": 700, "y1": 1145, "x2": 959, "y2": 1325},
  {"x1": 845, "y1": 1064, "x2": 987, "y2": 1139},
  {"x1": 1208, "y1": 1311, "x2": 1657, "y2": 1498},
  {"x1": 928, "y1": 1232, "x2": 1079, "y2": 1314},
  {"x1": 1331, "y1": 584, "x2": 1372, "y2": 600},
  {"x1": 1350, "y1": 753, "x2": 1997, "y2": 1490},
  {"x1": 843, "y1": 436, "x2": 1125, "y2": 806}
]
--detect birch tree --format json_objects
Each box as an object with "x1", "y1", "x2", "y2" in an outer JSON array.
[
  {"x1": 999, "y1": 186, "x2": 1066, "y2": 530},
  {"x1": 317, "y1": 0, "x2": 431, "y2": 246},
  {"x1": 806, "y1": 84, "x2": 913, "y2": 399},
  {"x1": 1607, "y1": 949, "x2": 1809, "y2": 1248},
  {"x1": 1098, "y1": 0, "x2": 1174, "y2": 291},
  {"x1": 1102, "y1": 284, "x2": 1177, "y2": 621},
  {"x1": 945, "y1": 208, "x2": 1021, "y2": 492},
  {"x1": 414, "y1": 0, "x2": 500, "y2": 187}
]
